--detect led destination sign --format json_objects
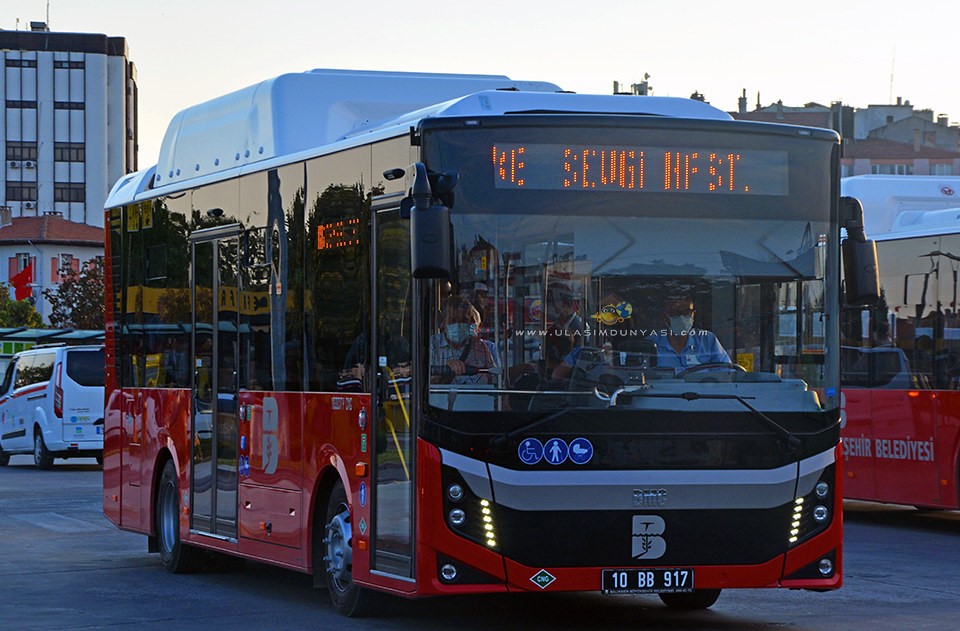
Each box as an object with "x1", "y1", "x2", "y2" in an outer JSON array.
[{"x1": 492, "y1": 143, "x2": 789, "y2": 195}]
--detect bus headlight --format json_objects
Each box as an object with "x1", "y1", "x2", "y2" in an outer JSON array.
[
  {"x1": 449, "y1": 508, "x2": 466, "y2": 527},
  {"x1": 440, "y1": 563, "x2": 458, "y2": 581},
  {"x1": 818, "y1": 558, "x2": 834, "y2": 576},
  {"x1": 442, "y1": 465, "x2": 499, "y2": 550},
  {"x1": 787, "y1": 465, "x2": 835, "y2": 546},
  {"x1": 813, "y1": 505, "x2": 829, "y2": 522}
]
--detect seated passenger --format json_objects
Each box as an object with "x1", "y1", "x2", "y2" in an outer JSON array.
[
  {"x1": 430, "y1": 296, "x2": 497, "y2": 384},
  {"x1": 543, "y1": 281, "x2": 586, "y2": 373},
  {"x1": 649, "y1": 297, "x2": 730, "y2": 371}
]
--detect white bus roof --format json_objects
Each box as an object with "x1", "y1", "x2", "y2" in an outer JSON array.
[
  {"x1": 841, "y1": 174, "x2": 960, "y2": 240},
  {"x1": 107, "y1": 68, "x2": 734, "y2": 207}
]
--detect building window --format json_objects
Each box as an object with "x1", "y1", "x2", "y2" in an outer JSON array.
[
  {"x1": 54, "y1": 183, "x2": 85, "y2": 203},
  {"x1": 931, "y1": 164, "x2": 955, "y2": 176},
  {"x1": 840, "y1": 163, "x2": 854, "y2": 178},
  {"x1": 53, "y1": 101, "x2": 85, "y2": 111},
  {"x1": 5, "y1": 100, "x2": 37, "y2": 109},
  {"x1": 6, "y1": 142, "x2": 38, "y2": 161},
  {"x1": 53, "y1": 254, "x2": 78, "y2": 283},
  {"x1": 5, "y1": 184, "x2": 37, "y2": 201},
  {"x1": 871, "y1": 163, "x2": 914, "y2": 175},
  {"x1": 53, "y1": 60, "x2": 84, "y2": 69},
  {"x1": 54, "y1": 142, "x2": 85, "y2": 163},
  {"x1": 5, "y1": 59, "x2": 37, "y2": 68},
  {"x1": 16, "y1": 253, "x2": 31, "y2": 272}
]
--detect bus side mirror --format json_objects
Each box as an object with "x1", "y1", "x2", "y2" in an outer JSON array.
[
  {"x1": 411, "y1": 203, "x2": 451, "y2": 279},
  {"x1": 403, "y1": 162, "x2": 453, "y2": 279},
  {"x1": 843, "y1": 238, "x2": 880, "y2": 306},
  {"x1": 840, "y1": 196, "x2": 880, "y2": 306}
]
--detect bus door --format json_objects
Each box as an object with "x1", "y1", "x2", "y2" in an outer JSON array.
[
  {"x1": 190, "y1": 227, "x2": 241, "y2": 539},
  {"x1": 370, "y1": 197, "x2": 415, "y2": 581}
]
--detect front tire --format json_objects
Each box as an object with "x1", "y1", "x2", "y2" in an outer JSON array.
[
  {"x1": 156, "y1": 460, "x2": 203, "y2": 573},
  {"x1": 321, "y1": 482, "x2": 380, "y2": 617},
  {"x1": 33, "y1": 431, "x2": 54, "y2": 470},
  {"x1": 659, "y1": 589, "x2": 722, "y2": 610}
]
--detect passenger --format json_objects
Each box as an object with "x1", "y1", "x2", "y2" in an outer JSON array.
[
  {"x1": 543, "y1": 282, "x2": 586, "y2": 373},
  {"x1": 161, "y1": 337, "x2": 190, "y2": 387},
  {"x1": 430, "y1": 296, "x2": 497, "y2": 384},
  {"x1": 649, "y1": 296, "x2": 730, "y2": 371},
  {"x1": 550, "y1": 295, "x2": 633, "y2": 381}
]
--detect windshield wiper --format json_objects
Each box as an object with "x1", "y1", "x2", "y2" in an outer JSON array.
[
  {"x1": 491, "y1": 407, "x2": 582, "y2": 451},
  {"x1": 598, "y1": 386, "x2": 801, "y2": 454}
]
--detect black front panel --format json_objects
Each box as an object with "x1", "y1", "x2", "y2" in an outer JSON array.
[
  {"x1": 496, "y1": 505, "x2": 791, "y2": 567},
  {"x1": 424, "y1": 409, "x2": 841, "y2": 471}
]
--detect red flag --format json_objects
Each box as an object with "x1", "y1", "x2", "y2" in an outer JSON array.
[{"x1": 10, "y1": 263, "x2": 33, "y2": 300}]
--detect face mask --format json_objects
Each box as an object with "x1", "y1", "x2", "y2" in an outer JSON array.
[
  {"x1": 669, "y1": 315, "x2": 694, "y2": 334},
  {"x1": 446, "y1": 323, "x2": 476, "y2": 345}
]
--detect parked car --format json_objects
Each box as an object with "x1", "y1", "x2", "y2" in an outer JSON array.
[
  {"x1": 840, "y1": 345, "x2": 917, "y2": 389},
  {"x1": 0, "y1": 345, "x2": 104, "y2": 468}
]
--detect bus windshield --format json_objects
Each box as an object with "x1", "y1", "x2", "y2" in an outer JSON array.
[{"x1": 422, "y1": 119, "x2": 840, "y2": 420}]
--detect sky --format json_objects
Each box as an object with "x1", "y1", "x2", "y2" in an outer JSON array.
[{"x1": 4, "y1": 0, "x2": 958, "y2": 168}]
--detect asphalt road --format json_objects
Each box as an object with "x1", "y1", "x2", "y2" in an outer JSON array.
[{"x1": 1, "y1": 454, "x2": 958, "y2": 630}]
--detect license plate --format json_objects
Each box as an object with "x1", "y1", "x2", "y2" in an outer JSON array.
[{"x1": 602, "y1": 568, "x2": 694, "y2": 594}]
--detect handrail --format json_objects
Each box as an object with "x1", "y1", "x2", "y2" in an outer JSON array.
[{"x1": 382, "y1": 365, "x2": 411, "y2": 480}]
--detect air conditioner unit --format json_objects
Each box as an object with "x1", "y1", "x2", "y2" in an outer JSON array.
[
  {"x1": 9, "y1": 160, "x2": 19, "y2": 168},
  {"x1": 24, "y1": 160, "x2": 35, "y2": 169},
  {"x1": 24, "y1": 201, "x2": 36, "y2": 209}
]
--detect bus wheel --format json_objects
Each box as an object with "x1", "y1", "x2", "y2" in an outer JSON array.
[
  {"x1": 0, "y1": 443, "x2": 10, "y2": 467},
  {"x1": 156, "y1": 460, "x2": 203, "y2": 573},
  {"x1": 33, "y1": 431, "x2": 54, "y2": 470},
  {"x1": 322, "y1": 482, "x2": 378, "y2": 617},
  {"x1": 659, "y1": 589, "x2": 722, "y2": 610}
]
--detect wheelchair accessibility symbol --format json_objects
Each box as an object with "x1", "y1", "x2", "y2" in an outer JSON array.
[{"x1": 518, "y1": 438, "x2": 544, "y2": 465}]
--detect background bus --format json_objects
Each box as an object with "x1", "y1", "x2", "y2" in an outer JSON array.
[
  {"x1": 103, "y1": 69, "x2": 873, "y2": 617},
  {"x1": 840, "y1": 174, "x2": 960, "y2": 509}
]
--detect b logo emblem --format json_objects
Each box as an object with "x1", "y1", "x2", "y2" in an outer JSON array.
[{"x1": 632, "y1": 515, "x2": 666, "y2": 559}]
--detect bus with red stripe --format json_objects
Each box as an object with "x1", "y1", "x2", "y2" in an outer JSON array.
[
  {"x1": 102, "y1": 69, "x2": 876, "y2": 616},
  {"x1": 840, "y1": 174, "x2": 960, "y2": 509}
]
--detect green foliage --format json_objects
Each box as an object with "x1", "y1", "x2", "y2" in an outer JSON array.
[
  {"x1": 0, "y1": 283, "x2": 43, "y2": 327},
  {"x1": 43, "y1": 256, "x2": 105, "y2": 330}
]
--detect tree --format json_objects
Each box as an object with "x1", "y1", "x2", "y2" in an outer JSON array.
[
  {"x1": 0, "y1": 283, "x2": 43, "y2": 327},
  {"x1": 44, "y1": 256, "x2": 105, "y2": 329}
]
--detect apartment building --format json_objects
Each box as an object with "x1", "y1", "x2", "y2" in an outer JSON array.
[{"x1": 0, "y1": 21, "x2": 136, "y2": 320}]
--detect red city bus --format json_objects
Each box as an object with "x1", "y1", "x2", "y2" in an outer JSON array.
[
  {"x1": 103, "y1": 69, "x2": 875, "y2": 616},
  {"x1": 841, "y1": 175, "x2": 960, "y2": 509}
]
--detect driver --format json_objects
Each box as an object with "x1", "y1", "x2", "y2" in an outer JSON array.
[{"x1": 650, "y1": 297, "x2": 730, "y2": 371}]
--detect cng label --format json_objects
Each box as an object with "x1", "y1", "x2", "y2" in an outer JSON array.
[{"x1": 530, "y1": 569, "x2": 556, "y2": 589}]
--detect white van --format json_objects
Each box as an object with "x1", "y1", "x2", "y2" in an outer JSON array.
[{"x1": 0, "y1": 345, "x2": 105, "y2": 469}]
